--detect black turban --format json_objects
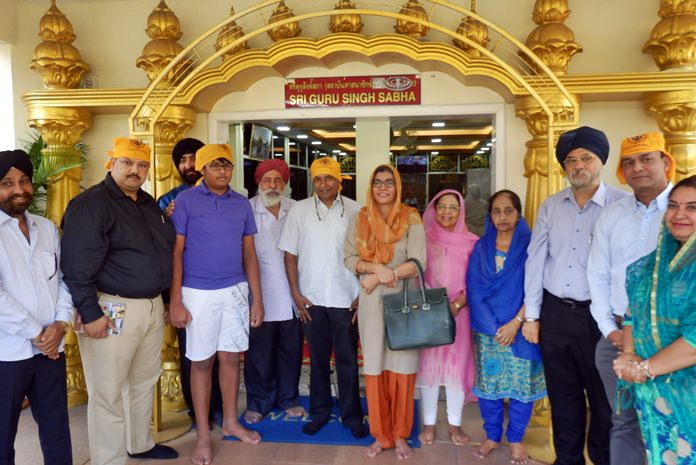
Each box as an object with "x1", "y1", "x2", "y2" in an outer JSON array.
[
  {"x1": 0, "y1": 150, "x2": 33, "y2": 182},
  {"x1": 172, "y1": 138, "x2": 204, "y2": 166},
  {"x1": 556, "y1": 126, "x2": 610, "y2": 166}
]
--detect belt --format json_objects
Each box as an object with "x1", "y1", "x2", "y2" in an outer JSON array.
[
  {"x1": 544, "y1": 290, "x2": 591, "y2": 309},
  {"x1": 614, "y1": 314, "x2": 624, "y2": 328}
]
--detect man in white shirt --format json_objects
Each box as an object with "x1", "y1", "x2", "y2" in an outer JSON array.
[
  {"x1": 588, "y1": 132, "x2": 675, "y2": 465},
  {"x1": 279, "y1": 157, "x2": 368, "y2": 439},
  {"x1": 244, "y1": 159, "x2": 305, "y2": 424},
  {"x1": 0, "y1": 149, "x2": 74, "y2": 465}
]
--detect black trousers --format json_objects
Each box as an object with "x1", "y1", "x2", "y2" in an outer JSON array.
[
  {"x1": 176, "y1": 328, "x2": 223, "y2": 420},
  {"x1": 0, "y1": 353, "x2": 72, "y2": 465},
  {"x1": 244, "y1": 316, "x2": 303, "y2": 415},
  {"x1": 539, "y1": 291, "x2": 611, "y2": 465},
  {"x1": 303, "y1": 305, "x2": 363, "y2": 429}
]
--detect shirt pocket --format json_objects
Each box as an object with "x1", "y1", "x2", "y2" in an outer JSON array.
[{"x1": 38, "y1": 251, "x2": 58, "y2": 281}]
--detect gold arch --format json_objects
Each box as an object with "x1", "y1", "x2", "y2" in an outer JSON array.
[{"x1": 129, "y1": 0, "x2": 578, "y2": 198}]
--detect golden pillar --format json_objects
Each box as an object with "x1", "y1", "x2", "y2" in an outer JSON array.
[
  {"x1": 136, "y1": 0, "x2": 194, "y2": 415},
  {"x1": 646, "y1": 90, "x2": 696, "y2": 180},
  {"x1": 515, "y1": 95, "x2": 576, "y2": 225},
  {"x1": 519, "y1": 0, "x2": 582, "y2": 224},
  {"x1": 644, "y1": 0, "x2": 696, "y2": 180},
  {"x1": 29, "y1": 1, "x2": 92, "y2": 407}
]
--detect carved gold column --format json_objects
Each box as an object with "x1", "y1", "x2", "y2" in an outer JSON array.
[
  {"x1": 515, "y1": 94, "x2": 576, "y2": 225},
  {"x1": 644, "y1": 0, "x2": 696, "y2": 181},
  {"x1": 136, "y1": 0, "x2": 192, "y2": 415},
  {"x1": 153, "y1": 106, "x2": 196, "y2": 208},
  {"x1": 29, "y1": 0, "x2": 92, "y2": 407},
  {"x1": 519, "y1": 0, "x2": 582, "y2": 224}
]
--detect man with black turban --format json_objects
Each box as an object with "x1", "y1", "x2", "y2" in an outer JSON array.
[
  {"x1": 523, "y1": 127, "x2": 629, "y2": 465},
  {"x1": 0, "y1": 149, "x2": 74, "y2": 465}
]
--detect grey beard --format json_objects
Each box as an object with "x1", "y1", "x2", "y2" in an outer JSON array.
[{"x1": 260, "y1": 189, "x2": 283, "y2": 207}]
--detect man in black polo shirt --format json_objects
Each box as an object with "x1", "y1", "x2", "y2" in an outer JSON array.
[{"x1": 61, "y1": 138, "x2": 177, "y2": 465}]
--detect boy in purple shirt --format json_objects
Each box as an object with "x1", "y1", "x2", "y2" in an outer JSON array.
[{"x1": 169, "y1": 144, "x2": 264, "y2": 465}]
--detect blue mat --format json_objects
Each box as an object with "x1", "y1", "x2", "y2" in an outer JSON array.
[{"x1": 224, "y1": 396, "x2": 420, "y2": 447}]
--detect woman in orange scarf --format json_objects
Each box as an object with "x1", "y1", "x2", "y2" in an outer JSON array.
[{"x1": 344, "y1": 164, "x2": 426, "y2": 459}]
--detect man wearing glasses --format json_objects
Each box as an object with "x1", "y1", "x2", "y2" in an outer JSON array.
[
  {"x1": 169, "y1": 144, "x2": 264, "y2": 465},
  {"x1": 523, "y1": 127, "x2": 628, "y2": 465},
  {"x1": 279, "y1": 156, "x2": 368, "y2": 438},
  {"x1": 61, "y1": 138, "x2": 178, "y2": 464}
]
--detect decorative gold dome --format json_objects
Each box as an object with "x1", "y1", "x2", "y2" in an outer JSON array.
[
  {"x1": 524, "y1": 0, "x2": 581, "y2": 75},
  {"x1": 267, "y1": 1, "x2": 302, "y2": 42},
  {"x1": 658, "y1": 0, "x2": 696, "y2": 17},
  {"x1": 394, "y1": 0, "x2": 430, "y2": 39},
  {"x1": 531, "y1": 0, "x2": 570, "y2": 24},
  {"x1": 644, "y1": 14, "x2": 696, "y2": 70},
  {"x1": 215, "y1": 6, "x2": 249, "y2": 60},
  {"x1": 30, "y1": 0, "x2": 90, "y2": 89},
  {"x1": 136, "y1": 0, "x2": 187, "y2": 82},
  {"x1": 453, "y1": 1, "x2": 489, "y2": 56},
  {"x1": 329, "y1": 0, "x2": 364, "y2": 34}
]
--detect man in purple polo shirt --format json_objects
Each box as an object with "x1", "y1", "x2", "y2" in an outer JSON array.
[{"x1": 169, "y1": 143, "x2": 264, "y2": 465}]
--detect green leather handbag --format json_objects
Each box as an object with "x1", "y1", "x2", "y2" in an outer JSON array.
[{"x1": 382, "y1": 258, "x2": 456, "y2": 350}]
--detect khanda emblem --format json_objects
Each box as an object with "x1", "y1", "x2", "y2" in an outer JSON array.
[
  {"x1": 130, "y1": 139, "x2": 146, "y2": 149},
  {"x1": 629, "y1": 135, "x2": 647, "y2": 143},
  {"x1": 319, "y1": 157, "x2": 332, "y2": 166}
]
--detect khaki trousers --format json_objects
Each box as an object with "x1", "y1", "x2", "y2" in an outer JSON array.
[{"x1": 78, "y1": 293, "x2": 164, "y2": 465}]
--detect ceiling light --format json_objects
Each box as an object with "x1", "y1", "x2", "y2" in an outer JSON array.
[
  {"x1": 491, "y1": 138, "x2": 496, "y2": 142},
  {"x1": 311, "y1": 141, "x2": 321, "y2": 145},
  {"x1": 272, "y1": 135, "x2": 279, "y2": 139},
  {"x1": 431, "y1": 151, "x2": 439, "y2": 155},
  {"x1": 352, "y1": 124, "x2": 356, "y2": 129},
  {"x1": 297, "y1": 135, "x2": 308, "y2": 139},
  {"x1": 277, "y1": 126, "x2": 290, "y2": 131},
  {"x1": 481, "y1": 146, "x2": 490, "y2": 152},
  {"x1": 476, "y1": 150, "x2": 484, "y2": 154},
  {"x1": 332, "y1": 149, "x2": 341, "y2": 153},
  {"x1": 486, "y1": 142, "x2": 493, "y2": 147},
  {"x1": 431, "y1": 138, "x2": 442, "y2": 143},
  {"x1": 432, "y1": 122, "x2": 445, "y2": 127},
  {"x1": 288, "y1": 142, "x2": 296, "y2": 146},
  {"x1": 339, "y1": 152, "x2": 347, "y2": 156}
]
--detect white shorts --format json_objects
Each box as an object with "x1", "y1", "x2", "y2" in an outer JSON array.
[{"x1": 183, "y1": 283, "x2": 250, "y2": 361}]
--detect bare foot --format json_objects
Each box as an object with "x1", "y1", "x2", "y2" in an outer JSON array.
[
  {"x1": 509, "y1": 442, "x2": 530, "y2": 464},
  {"x1": 418, "y1": 425, "x2": 435, "y2": 445},
  {"x1": 223, "y1": 420, "x2": 261, "y2": 444},
  {"x1": 192, "y1": 434, "x2": 212, "y2": 465},
  {"x1": 447, "y1": 424, "x2": 470, "y2": 446},
  {"x1": 285, "y1": 405, "x2": 307, "y2": 417},
  {"x1": 473, "y1": 439, "x2": 499, "y2": 459},
  {"x1": 394, "y1": 438, "x2": 414, "y2": 460},
  {"x1": 366, "y1": 441, "x2": 385, "y2": 458},
  {"x1": 243, "y1": 411, "x2": 263, "y2": 424}
]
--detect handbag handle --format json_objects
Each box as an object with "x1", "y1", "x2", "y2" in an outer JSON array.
[{"x1": 400, "y1": 258, "x2": 430, "y2": 313}]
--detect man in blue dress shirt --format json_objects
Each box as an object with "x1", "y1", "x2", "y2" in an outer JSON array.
[
  {"x1": 588, "y1": 132, "x2": 675, "y2": 465},
  {"x1": 523, "y1": 126, "x2": 628, "y2": 465}
]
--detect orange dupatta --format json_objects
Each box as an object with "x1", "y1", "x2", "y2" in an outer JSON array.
[{"x1": 356, "y1": 165, "x2": 422, "y2": 264}]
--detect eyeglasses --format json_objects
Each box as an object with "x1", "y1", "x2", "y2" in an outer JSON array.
[
  {"x1": 563, "y1": 155, "x2": 596, "y2": 167},
  {"x1": 314, "y1": 195, "x2": 344, "y2": 221},
  {"x1": 207, "y1": 161, "x2": 234, "y2": 171},
  {"x1": 117, "y1": 158, "x2": 150, "y2": 170},
  {"x1": 372, "y1": 179, "x2": 396, "y2": 188},
  {"x1": 436, "y1": 205, "x2": 460, "y2": 212}
]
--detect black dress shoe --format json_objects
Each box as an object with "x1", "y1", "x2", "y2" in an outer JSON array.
[{"x1": 127, "y1": 444, "x2": 179, "y2": 460}]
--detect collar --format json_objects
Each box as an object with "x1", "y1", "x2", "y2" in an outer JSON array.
[
  {"x1": 562, "y1": 182, "x2": 608, "y2": 208},
  {"x1": 630, "y1": 182, "x2": 673, "y2": 212},
  {"x1": 104, "y1": 173, "x2": 147, "y2": 203},
  {"x1": 252, "y1": 194, "x2": 291, "y2": 215},
  {"x1": 0, "y1": 210, "x2": 37, "y2": 230},
  {"x1": 196, "y1": 180, "x2": 233, "y2": 198}
]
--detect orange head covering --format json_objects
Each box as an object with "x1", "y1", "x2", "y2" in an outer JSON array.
[
  {"x1": 195, "y1": 144, "x2": 233, "y2": 172},
  {"x1": 617, "y1": 132, "x2": 676, "y2": 184},
  {"x1": 356, "y1": 164, "x2": 422, "y2": 264},
  {"x1": 104, "y1": 137, "x2": 151, "y2": 169},
  {"x1": 310, "y1": 157, "x2": 352, "y2": 190}
]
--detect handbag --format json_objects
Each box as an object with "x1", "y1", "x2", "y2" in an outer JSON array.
[{"x1": 382, "y1": 258, "x2": 456, "y2": 350}]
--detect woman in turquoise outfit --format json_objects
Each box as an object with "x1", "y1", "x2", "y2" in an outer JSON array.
[{"x1": 613, "y1": 175, "x2": 696, "y2": 465}]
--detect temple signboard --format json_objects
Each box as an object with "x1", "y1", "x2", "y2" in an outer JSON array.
[{"x1": 285, "y1": 75, "x2": 421, "y2": 108}]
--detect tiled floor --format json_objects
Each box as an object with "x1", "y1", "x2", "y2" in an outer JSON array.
[{"x1": 15, "y1": 399, "x2": 553, "y2": 465}]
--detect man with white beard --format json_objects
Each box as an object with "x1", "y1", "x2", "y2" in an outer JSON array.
[{"x1": 243, "y1": 159, "x2": 306, "y2": 424}]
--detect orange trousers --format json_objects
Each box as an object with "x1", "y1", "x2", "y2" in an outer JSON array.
[{"x1": 364, "y1": 371, "x2": 416, "y2": 448}]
